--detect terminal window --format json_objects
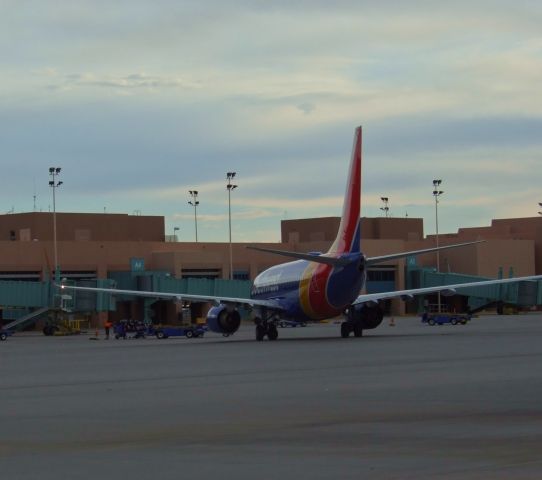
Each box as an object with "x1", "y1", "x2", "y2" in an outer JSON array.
[
  {"x1": 181, "y1": 268, "x2": 221, "y2": 280},
  {"x1": 233, "y1": 271, "x2": 249, "y2": 281},
  {"x1": 367, "y1": 270, "x2": 395, "y2": 282}
]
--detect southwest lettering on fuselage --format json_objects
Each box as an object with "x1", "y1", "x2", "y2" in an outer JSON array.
[{"x1": 251, "y1": 284, "x2": 280, "y2": 296}]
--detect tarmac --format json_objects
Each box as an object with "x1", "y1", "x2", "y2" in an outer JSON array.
[{"x1": 1, "y1": 314, "x2": 542, "y2": 479}]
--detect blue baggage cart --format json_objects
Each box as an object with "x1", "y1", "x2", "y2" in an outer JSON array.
[{"x1": 154, "y1": 325, "x2": 206, "y2": 339}]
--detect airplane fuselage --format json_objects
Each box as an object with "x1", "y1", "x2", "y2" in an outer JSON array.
[{"x1": 251, "y1": 252, "x2": 366, "y2": 321}]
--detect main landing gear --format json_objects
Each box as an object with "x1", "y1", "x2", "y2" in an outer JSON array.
[
  {"x1": 340, "y1": 320, "x2": 363, "y2": 338},
  {"x1": 254, "y1": 315, "x2": 279, "y2": 341}
]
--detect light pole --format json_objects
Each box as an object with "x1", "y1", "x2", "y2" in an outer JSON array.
[
  {"x1": 188, "y1": 190, "x2": 199, "y2": 242},
  {"x1": 227, "y1": 172, "x2": 238, "y2": 280},
  {"x1": 173, "y1": 226, "x2": 180, "y2": 241},
  {"x1": 433, "y1": 179, "x2": 444, "y2": 313},
  {"x1": 48, "y1": 167, "x2": 63, "y2": 283},
  {"x1": 380, "y1": 197, "x2": 389, "y2": 218}
]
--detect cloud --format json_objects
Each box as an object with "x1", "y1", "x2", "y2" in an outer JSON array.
[
  {"x1": 297, "y1": 102, "x2": 316, "y2": 115},
  {"x1": 1, "y1": 1, "x2": 542, "y2": 241},
  {"x1": 60, "y1": 72, "x2": 202, "y2": 91}
]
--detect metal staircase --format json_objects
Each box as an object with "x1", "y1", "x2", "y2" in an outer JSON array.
[{"x1": 3, "y1": 307, "x2": 50, "y2": 331}]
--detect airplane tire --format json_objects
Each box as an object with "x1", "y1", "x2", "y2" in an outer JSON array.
[
  {"x1": 353, "y1": 324, "x2": 363, "y2": 337},
  {"x1": 267, "y1": 325, "x2": 278, "y2": 341},
  {"x1": 340, "y1": 323, "x2": 350, "y2": 338},
  {"x1": 256, "y1": 325, "x2": 266, "y2": 341}
]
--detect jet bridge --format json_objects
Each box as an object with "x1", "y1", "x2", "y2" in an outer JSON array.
[{"x1": 407, "y1": 267, "x2": 542, "y2": 313}]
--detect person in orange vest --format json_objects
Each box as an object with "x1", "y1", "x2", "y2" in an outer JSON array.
[{"x1": 104, "y1": 320, "x2": 113, "y2": 340}]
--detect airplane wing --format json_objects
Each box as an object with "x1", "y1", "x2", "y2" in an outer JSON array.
[
  {"x1": 352, "y1": 274, "x2": 542, "y2": 305},
  {"x1": 59, "y1": 284, "x2": 285, "y2": 310},
  {"x1": 365, "y1": 240, "x2": 484, "y2": 266}
]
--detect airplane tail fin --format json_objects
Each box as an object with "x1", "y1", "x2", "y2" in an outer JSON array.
[{"x1": 328, "y1": 126, "x2": 362, "y2": 255}]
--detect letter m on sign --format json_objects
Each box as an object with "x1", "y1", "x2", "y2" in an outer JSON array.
[{"x1": 130, "y1": 258, "x2": 145, "y2": 272}]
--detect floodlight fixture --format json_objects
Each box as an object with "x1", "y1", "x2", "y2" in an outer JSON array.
[
  {"x1": 188, "y1": 190, "x2": 200, "y2": 241},
  {"x1": 226, "y1": 172, "x2": 239, "y2": 279},
  {"x1": 432, "y1": 178, "x2": 444, "y2": 313},
  {"x1": 380, "y1": 196, "x2": 390, "y2": 218},
  {"x1": 48, "y1": 166, "x2": 63, "y2": 285}
]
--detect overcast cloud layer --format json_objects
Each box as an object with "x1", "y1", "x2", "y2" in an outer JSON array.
[{"x1": 1, "y1": 0, "x2": 541, "y2": 242}]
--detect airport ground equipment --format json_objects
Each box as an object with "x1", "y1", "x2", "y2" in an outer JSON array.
[
  {"x1": 421, "y1": 312, "x2": 471, "y2": 326},
  {"x1": 113, "y1": 320, "x2": 148, "y2": 339},
  {"x1": 0, "y1": 329, "x2": 12, "y2": 341},
  {"x1": 113, "y1": 323, "x2": 127, "y2": 339},
  {"x1": 43, "y1": 317, "x2": 83, "y2": 336},
  {"x1": 3, "y1": 307, "x2": 50, "y2": 332},
  {"x1": 153, "y1": 325, "x2": 207, "y2": 339}
]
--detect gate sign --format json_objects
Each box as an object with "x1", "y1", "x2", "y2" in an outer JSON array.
[{"x1": 131, "y1": 258, "x2": 145, "y2": 272}]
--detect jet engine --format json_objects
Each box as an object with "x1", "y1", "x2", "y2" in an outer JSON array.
[
  {"x1": 206, "y1": 305, "x2": 241, "y2": 335},
  {"x1": 348, "y1": 303, "x2": 384, "y2": 330}
]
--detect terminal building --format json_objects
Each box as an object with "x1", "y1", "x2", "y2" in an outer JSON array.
[{"x1": 0, "y1": 212, "x2": 540, "y2": 327}]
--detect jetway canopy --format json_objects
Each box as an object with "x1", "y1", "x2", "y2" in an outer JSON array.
[{"x1": 408, "y1": 268, "x2": 542, "y2": 307}]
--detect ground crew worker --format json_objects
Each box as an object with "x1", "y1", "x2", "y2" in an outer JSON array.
[{"x1": 104, "y1": 320, "x2": 113, "y2": 339}]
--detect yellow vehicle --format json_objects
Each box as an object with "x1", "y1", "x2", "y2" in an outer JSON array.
[{"x1": 43, "y1": 316, "x2": 89, "y2": 336}]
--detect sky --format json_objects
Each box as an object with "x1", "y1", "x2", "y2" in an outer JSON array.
[{"x1": 1, "y1": 0, "x2": 541, "y2": 243}]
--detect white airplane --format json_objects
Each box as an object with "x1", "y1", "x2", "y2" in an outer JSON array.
[{"x1": 61, "y1": 126, "x2": 542, "y2": 340}]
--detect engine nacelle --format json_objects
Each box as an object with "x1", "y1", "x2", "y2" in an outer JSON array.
[
  {"x1": 206, "y1": 305, "x2": 241, "y2": 335},
  {"x1": 348, "y1": 303, "x2": 384, "y2": 330}
]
